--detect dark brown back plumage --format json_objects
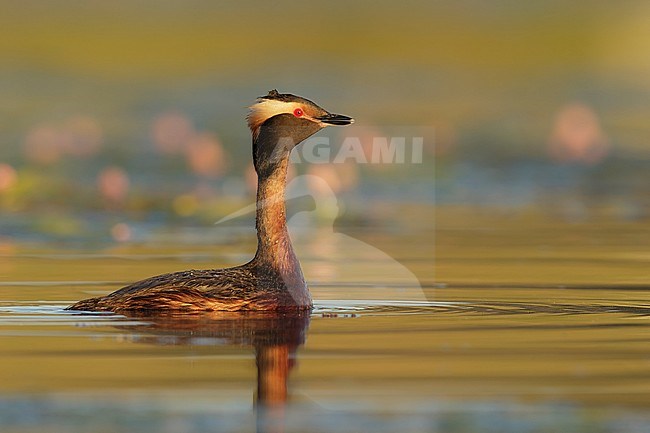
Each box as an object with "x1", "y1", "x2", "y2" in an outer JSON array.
[{"x1": 69, "y1": 262, "x2": 306, "y2": 313}]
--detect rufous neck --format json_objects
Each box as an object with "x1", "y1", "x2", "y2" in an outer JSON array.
[{"x1": 253, "y1": 157, "x2": 294, "y2": 266}]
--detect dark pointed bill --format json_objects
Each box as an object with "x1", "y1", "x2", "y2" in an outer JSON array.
[{"x1": 317, "y1": 113, "x2": 354, "y2": 126}]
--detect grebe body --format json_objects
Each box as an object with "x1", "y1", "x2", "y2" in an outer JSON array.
[{"x1": 67, "y1": 90, "x2": 353, "y2": 313}]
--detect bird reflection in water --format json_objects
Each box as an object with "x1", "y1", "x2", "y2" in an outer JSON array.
[{"x1": 119, "y1": 311, "x2": 310, "y2": 433}]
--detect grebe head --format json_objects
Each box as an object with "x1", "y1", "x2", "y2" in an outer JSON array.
[{"x1": 248, "y1": 90, "x2": 353, "y2": 176}]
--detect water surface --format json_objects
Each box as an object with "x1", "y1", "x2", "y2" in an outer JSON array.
[{"x1": 1, "y1": 213, "x2": 649, "y2": 432}]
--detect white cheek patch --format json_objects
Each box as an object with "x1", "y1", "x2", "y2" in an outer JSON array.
[{"x1": 247, "y1": 99, "x2": 304, "y2": 132}]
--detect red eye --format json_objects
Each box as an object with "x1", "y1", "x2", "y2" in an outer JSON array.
[{"x1": 293, "y1": 108, "x2": 304, "y2": 117}]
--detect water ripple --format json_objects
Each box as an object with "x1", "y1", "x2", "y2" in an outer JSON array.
[{"x1": 313, "y1": 299, "x2": 650, "y2": 317}]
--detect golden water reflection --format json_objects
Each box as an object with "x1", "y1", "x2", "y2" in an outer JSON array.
[{"x1": 118, "y1": 311, "x2": 310, "y2": 433}]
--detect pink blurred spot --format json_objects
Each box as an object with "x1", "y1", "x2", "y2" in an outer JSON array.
[
  {"x1": 548, "y1": 103, "x2": 609, "y2": 164},
  {"x1": 185, "y1": 133, "x2": 227, "y2": 178},
  {"x1": 63, "y1": 116, "x2": 104, "y2": 157},
  {"x1": 97, "y1": 166, "x2": 130, "y2": 206},
  {"x1": 23, "y1": 116, "x2": 104, "y2": 164},
  {"x1": 111, "y1": 223, "x2": 132, "y2": 242},
  {"x1": 307, "y1": 161, "x2": 358, "y2": 195},
  {"x1": 23, "y1": 124, "x2": 66, "y2": 165},
  {"x1": 344, "y1": 125, "x2": 383, "y2": 163},
  {"x1": 151, "y1": 112, "x2": 196, "y2": 155},
  {"x1": 0, "y1": 163, "x2": 18, "y2": 192}
]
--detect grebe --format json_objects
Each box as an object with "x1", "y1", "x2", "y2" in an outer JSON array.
[{"x1": 67, "y1": 90, "x2": 353, "y2": 313}]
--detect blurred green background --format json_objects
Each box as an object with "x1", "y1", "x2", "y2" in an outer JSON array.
[{"x1": 1, "y1": 0, "x2": 650, "y2": 242}]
